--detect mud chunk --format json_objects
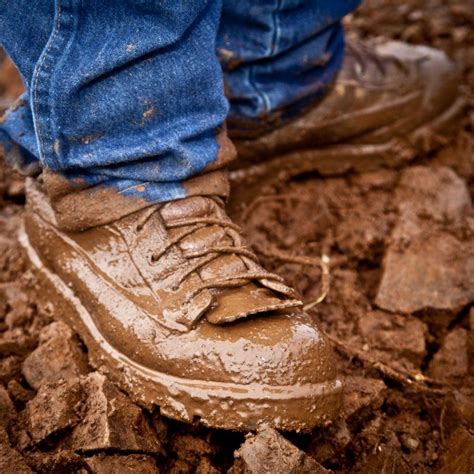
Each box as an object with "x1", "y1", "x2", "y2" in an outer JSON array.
[
  {"x1": 0, "y1": 355, "x2": 22, "y2": 383},
  {"x1": 0, "y1": 236, "x2": 26, "y2": 283},
  {"x1": 358, "y1": 311, "x2": 427, "y2": 365},
  {"x1": 435, "y1": 427, "x2": 474, "y2": 473},
  {"x1": 0, "y1": 282, "x2": 32, "y2": 329},
  {"x1": 0, "y1": 384, "x2": 14, "y2": 427},
  {"x1": 343, "y1": 376, "x2": 387, "y2": 419},
  {"x1": 231, "y1": 425, "x2": 329, "y2": 473},
  {"x1": 0, "y1": 426, "x2": 32, "y2": 473},
  {"x1": 0, "y1": 328, "x2": 35, "y2": 356},
  {"x1": 376, "y1": 167, "x2": 474, "y2": 314},
  {"x1": 70, "y1": 372, "x2": 163, "y2": 453},
  {"x1": 7, "y1": 380, "x2": 35, "y2": 405},
  {"x1": 376, "y1": 223, "x2": 474, "y2": 314},
  {"x1": 26, "y1": 378, "x2": 83, "y2": 442},
  {"x1": 308, "y1": 419, "x2": 351, "y2": 466},
  {"x1": 22, "y1": 321, "x2": 89, "y2": 390},
  {"x1": 396, "y1": 166, "x2": 471, "y2": 223},
  {"x1": 428, "y1": 328, "x2": 469, "y2": 381},
  {"x1": 83, "y1": 453, "x2": 160, "y2": 473},
  {"x1": 23, "y1": 450, "x2": 83, "y2": 473}
]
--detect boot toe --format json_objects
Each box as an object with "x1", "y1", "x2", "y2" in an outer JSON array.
[
  {"x1": 376, "y1": 40, "x2": 461, "y2": 111},
  {"x1": 149, "y1": 308, "x2": 342, "y2": 430}
]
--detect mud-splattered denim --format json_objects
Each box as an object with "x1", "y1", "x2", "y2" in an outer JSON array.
[
  {"x1": 0, "y1": 0, "x2": 360, "y2": 204},
  {"x1": 219, "y1": 1, "x2": 361, "y2": 134}
]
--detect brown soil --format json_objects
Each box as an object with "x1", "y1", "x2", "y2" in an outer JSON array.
[{"x1": 1, "y1": 0, "x2": 473, "y2": 472}]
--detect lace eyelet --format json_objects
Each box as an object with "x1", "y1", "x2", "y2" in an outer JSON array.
[{"x1": 148, "y1": 254, "x2": 158, "y2": 265}]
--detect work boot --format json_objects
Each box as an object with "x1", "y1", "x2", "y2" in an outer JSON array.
[
  {"x1": 229, "y1": 39, "x2": 464, "y2": 210},
  {"x1": 19, "y1": 173, "x2": 342, "y2": 431}
]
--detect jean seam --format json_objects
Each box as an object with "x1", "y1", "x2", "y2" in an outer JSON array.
[
  {"x1": 269, "y1": 0, "x2": 283, "y2": 57},
  {"x1": 245, "y1": 65, "x2": 266, "y2": 117},
  {"x1": 246, "y1": 0, "x2": 285, "y2": 116},
  {"x1": 30, "y1": 0, "x2": 63, "y2": 170}
]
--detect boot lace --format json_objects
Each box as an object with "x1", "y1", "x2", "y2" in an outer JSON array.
[
  {"x1": 345, "y1": 40, "x2": 411, "y2": 84},
  {"x1": 135, "y1": 204, "x2": 287, "y2": 303}
]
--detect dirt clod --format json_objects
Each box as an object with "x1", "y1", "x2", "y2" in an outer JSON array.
[
  {"x1": 0, "y1": 426, "x2": 31, "y2": 473},
  {"x1": 358, "y1": 311, "x2": 427, "y2": 367},
  {"x1": 231, "y1": 425, "x2": 329, "y2": 473},
  {"x1": 26, "y1": 377, "x2": 83, "y2": 443},
  {"x1": 396, "y1": 166, "x2": 471, "y2": 223},
  {"x1": 376, "y1": 168, "x2": 474, "y2": 315},
  {"x1": 22, "y1": 321, "x2": 89, "y2": 390},
  {"x1": 83, "y1": 453, "x2": 160, "y2": 473},
  {"x1": 428, "y1": 327, "x2": 469, "y2": 382},
  {"x1": 343, "y1": 376, "x2": 387, "y2": 420},
  {"x1": 0, "y1": 384, "x2": 14, "y2": 427},
  {"x1": 69, "y1": 372, "x2": 164, "y2": 454}
]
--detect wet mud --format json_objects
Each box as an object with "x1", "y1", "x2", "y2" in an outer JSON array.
[{"x1": 0, "y1": 0, "x2": 473, "y2": 472}]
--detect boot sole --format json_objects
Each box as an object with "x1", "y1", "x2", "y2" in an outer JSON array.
[
  {"x1": 18, "y1": 225, "x2": 343, "y2": 432},
  {"x1": 228, "y1": 96, "x2": 466, "y2": 215}
]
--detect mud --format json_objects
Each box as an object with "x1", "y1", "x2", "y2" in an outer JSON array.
[
  {"x1": 40, "y1": 167, "x2": 230, "y2": 231},
  {"x1": 24, "y1": 179, "x2": 340, "y2": 431},
  {"x1": 0, "y1": 0, "x2": 473, "y2": 472}
]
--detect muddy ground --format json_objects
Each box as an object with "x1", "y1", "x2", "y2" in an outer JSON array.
[{"x1": 0, "y1": 0, "x2": 473, "y2": 472}]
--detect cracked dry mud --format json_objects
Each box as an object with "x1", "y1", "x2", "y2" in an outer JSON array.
[{"x1": 1, "y1": 0, "x2": 473, "y2": 472}]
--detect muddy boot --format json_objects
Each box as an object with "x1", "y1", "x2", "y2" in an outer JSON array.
[
  {"x1": 19, "y1": 174, "x2": 341, "y2": 431},
  {"x1": 229, "y1": 39, "x2": 464, "y2": 212}
]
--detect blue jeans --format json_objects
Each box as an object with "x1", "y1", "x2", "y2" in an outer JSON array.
[{"x1": 0, "y1": 0, "x2": 360, "y2": 207}]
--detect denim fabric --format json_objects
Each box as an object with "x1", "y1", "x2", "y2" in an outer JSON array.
[
  {"x1": 0, "y1": 0, "x2": 359, "y2": 204},
  {"x1": 218, "y1": 0, "x2": 361, "y2": 132}
]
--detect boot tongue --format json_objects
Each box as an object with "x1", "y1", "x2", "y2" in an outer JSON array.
[
  {"x1": 161, "y1": 195, "x2": 302, "y2": 325},
  {"x1": 160, "y1": 195, "x2": 213, "y2": 221},
  {"x1": 206, "y1": 284, "x2": 302, "y2": 324},
  {"x1": 161, "y1": 195, "x2": 236, "y2": 261}
]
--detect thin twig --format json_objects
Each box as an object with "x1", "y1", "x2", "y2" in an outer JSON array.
[
  {"x1": 326, "y1": 333, "x2": 448, "y2": 394},
  {"x1": 240, "y1": 193, "x2": 301, "y2": 223},
  {"x1": 252, "y1": 242, "x2": 337, "y2": 307},
  {"x1": 304, "y1": 254, "x2": 331, "y2": 311}
]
